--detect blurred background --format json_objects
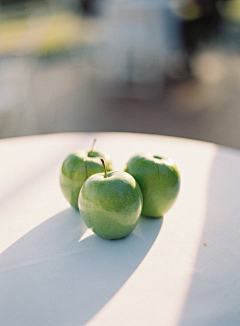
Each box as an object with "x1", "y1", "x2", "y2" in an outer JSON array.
[{"x1": 0, "y1": 0, "x2": 240, "y2": 148}]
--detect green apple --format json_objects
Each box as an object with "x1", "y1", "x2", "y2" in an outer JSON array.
[
  {"x1": 60, "y1": 140, "x2": 113, "y2": 209},
  {"x1": 124, "y1": 152, "x2": 180, "y2": 217},
  {"x1": 78, "y1": 159, "x2": 143, "y2": 240}
]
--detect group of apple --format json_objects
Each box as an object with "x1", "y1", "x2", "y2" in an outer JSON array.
[{"x1": 60, "y1": 140, "x2": 180, "y2": 240}]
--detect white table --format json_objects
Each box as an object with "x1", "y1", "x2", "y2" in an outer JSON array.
[{"x1": 1, "y1": 132, "x2": 240, "y2": 326}]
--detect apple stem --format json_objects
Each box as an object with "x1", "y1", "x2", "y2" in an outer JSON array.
[
  {"x1": 90, "y1": 139, "x2": 97, "y2": 157},
  {"x1": 100, "y1": 158, "x2": 108, "y2": 178}
]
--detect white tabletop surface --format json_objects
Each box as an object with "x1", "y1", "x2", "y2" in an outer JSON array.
[{"x1": 1, "y1": 132, "x2": 240, "y2": 326}]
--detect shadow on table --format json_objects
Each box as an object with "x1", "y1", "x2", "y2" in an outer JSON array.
[
  {"x1": 0, "y1": 208, "x2": 162, "y2": 326},
  {"x1": 178, "y1": 148, "x2": 240, "y2": 326}
]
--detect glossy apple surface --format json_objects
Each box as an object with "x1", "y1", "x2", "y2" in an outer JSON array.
[
  {"x1": 124, "y1": 152, "x2": 180, "y2": 217},
  {"x1": 60, "y1": 150, "x2": 113, "y2": 209},
  {"x1": 78, "y1": 171, "x2": 143, "y2": 239}
]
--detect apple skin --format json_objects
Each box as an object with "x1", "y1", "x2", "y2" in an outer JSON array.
[
  {"x1": 60, "y1": 150, "x2": 113, "y2": 209},
  {"x1": 124, "y1": 152, "x2": 180, "y2": 218},
  {"x1": 78, "y1": 171, "x2": 143, "y2": 240}
]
